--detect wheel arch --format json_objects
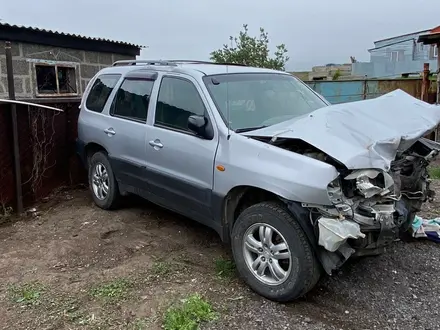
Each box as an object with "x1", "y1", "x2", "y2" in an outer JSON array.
[
  {"x1": 84, "y1": 142, "x2": 108, "y2": 166},
  {"x1": 220, "y1": 185, "x2": 283, "y2": 243}
]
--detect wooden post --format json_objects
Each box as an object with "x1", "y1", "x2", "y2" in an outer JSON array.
[
  {"x1": 421, "y1": 63, "x2": 430, "y2": 102},
  {"x1": 5, "y1": 42, "x2": 23, "y2": 214}
]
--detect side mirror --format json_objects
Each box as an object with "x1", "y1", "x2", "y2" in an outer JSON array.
[{"x1": 187, "y1": 115, "x2": 213, "y2": 139}]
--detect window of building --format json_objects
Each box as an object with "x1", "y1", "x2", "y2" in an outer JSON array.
[
  {"x1": 85, "y1": 74, "x2": 121, "y2": 113},
  {"x1": 390, "y1": 50, "x2": 404, "y2": 62},
  {"x1": 155, "y1": 77, "x2": 206, "y2": 132},
  {"x1": 435, "y1": 45, "x2": 438, "y2": 58},
  {"x1": 111, "y1": 79, "x2": 154, "y2": 122},
  {"x1": 35, "y1": 64, "x2": 78, "y2": 96},
  {"x1": 418, "y1": 43, "x2": 424, "y2": 52}
]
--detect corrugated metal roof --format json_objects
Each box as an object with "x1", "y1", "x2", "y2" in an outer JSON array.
[{"x1": 0, "y1": 21, "x2": 144, "y2": 48}]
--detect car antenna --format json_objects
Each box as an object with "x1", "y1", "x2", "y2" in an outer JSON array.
[{"x1": 226, "y1": 64, "x2": 231, "y2": 140}]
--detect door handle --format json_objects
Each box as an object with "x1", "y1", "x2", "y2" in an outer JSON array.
[
  {"x1": 104, "y1": 128, "x2": 116, "y2": 136},
  {"x1": 149, "y1": 139, "x2": 163, "y2": 149}
]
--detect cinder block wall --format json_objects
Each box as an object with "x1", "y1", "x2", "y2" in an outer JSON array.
[{"x1": 0, "y1": 41, "x2": 134, "y2": 99}]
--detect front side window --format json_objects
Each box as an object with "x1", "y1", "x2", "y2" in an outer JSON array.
[
  {"x1": 85, "y1": 74, "x2": 121, "y2": 113},
  {"x1": 203, "y1": 73, "x2": 327, "y2": 132},
  {"x1": 112, "y1": 79, "x2": 154, "y2": 122},
  {"x1": 155, "y1": 77, "x2": 205, "y2": 131}
]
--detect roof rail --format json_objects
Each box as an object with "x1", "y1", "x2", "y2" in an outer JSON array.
[
  {"x1": 112, "y1": 59, "x2": 248, "y2": 67},
  {"x1": 168, "y1": 60, "x2": 248, "y2": 67},
  {"x1": 112, "y1": 60, "x2": 178, "y2": 67}
]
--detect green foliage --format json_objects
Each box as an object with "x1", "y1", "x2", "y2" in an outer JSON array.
[
  {"x1": 163, "y1": 294, "x2": 217, "y2": 330},
  {"x1": 89, "y1": 278, "x2": 132, "y2": 302},
  {"x1": 9, "y1": 282, "x2": 44, "y2": 306},
  {"x1": 429, "y1": 166, "x2": 440, "y2": 179},
  {"x1": 210, "y1": 24, "x2": 289, "y2": 70},
  {"x1": 214, "y1": 258, "x2": 236, "y2": 279},
  {"x1": 332, "y1": 69, "x2": 341, "y2": 80},
  {"x1": 152, "y1": 261, "x2": 172, "y2": 276}
]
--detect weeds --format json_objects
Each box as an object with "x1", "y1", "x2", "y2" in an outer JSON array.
[
  {"x1": 9, "y1": 282, "x2": 44, "y2": 306},
  {"x1": 429, "y1": 166, "x2": 440, "y2": 180},
  {"x1": 129, "y1": 318, "x2": 150, "y2": 330},
  {"x1": 89, "y1": 278, "x2": 132, "y2": 302},
  {"x1": 215, "y1": 257, "x2": 236, "y2": 279},
  {"x1": 0, "y1": 202, "x2": 13, "y2": 223},
  {"x1": 152, "y1": 261, "x2": 172, "y2": 276},
  {"x1": 163, "y1": 294, "x2": 217, "y2": 330}
]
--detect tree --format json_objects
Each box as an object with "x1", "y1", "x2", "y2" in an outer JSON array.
[{"x1": 210, "y1": 24, "x2": 289, "y2": 71}]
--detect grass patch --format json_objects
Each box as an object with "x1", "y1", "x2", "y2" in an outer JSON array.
[
  {"x1": 152, "y1": 261, "x2": 172, "y2": 276},
  {"x1": 89, "y1": 278, "x2": 132, "y2": 302},
  {"x1": 214, "y1": 257, "x2": 236, "y2": 279},
  {"x1": 9, "y1": 282, "x2": 44, "y2": 306},
  {"x1": 429, "y1": 166, "x2": 440, "y2": 180},
  {"x1": 163, "y1": 294, "x2": 217, "y2": 330},
  {"x1": 128, "y1": 318, "x2": 150, "y2": 330}
]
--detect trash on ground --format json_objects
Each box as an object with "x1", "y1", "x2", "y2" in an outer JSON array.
[{"x1": 411, "y1": 215, "x2": 440, "y2": 242}]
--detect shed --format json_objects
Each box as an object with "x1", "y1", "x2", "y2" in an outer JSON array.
[{"x1": 0, "y1": 22, "x2": 143, "y2": 100}]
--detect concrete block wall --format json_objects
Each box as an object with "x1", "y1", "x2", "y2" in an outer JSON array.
[{"x1": 0, "y1": 41, "x2": 134, "y2": 99}]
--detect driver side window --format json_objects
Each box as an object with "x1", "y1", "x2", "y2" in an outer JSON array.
[{"x1": 155, "y1": 77, "x2": 206, "y2": 132}]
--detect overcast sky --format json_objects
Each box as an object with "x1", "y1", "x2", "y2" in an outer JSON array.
[{"x1": 2, "y1": 0, "x2": 440, "y2": 71}]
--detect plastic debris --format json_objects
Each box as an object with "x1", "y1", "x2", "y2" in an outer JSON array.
[
  {"x1": 318, "y1": 217, "x2": 366, "y2": 252},
  {"x1": 411, "y1": 215, "x2": 440, "y2": 242}
]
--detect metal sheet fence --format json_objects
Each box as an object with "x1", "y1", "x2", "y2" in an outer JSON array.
[{"x1": 305, "y1": 79, "x2": 437, "y2": 104}]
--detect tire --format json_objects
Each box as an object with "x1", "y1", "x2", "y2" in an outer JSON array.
[
  {"x1": 231, "y1": 201, "x2": 321, "y2": 302},
  {"x1": 88, "y1": 151, "x2": 120, "y2": 210}
]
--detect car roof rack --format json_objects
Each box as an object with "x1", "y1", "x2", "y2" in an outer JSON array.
[
  {"x1": 112, "y1": 60, "x2": 178, "y2": 67},
  {"x1": 112, "y1": 59, "x2": 248, "y2": 67}
]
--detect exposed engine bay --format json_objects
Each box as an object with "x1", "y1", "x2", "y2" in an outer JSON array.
[{"x1": 261, "y1": 136, "x2": 440, "y2": 273}]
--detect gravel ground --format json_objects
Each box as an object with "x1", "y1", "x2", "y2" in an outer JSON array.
[{"x1": 0, "y1": 182, "x2": 439, "y2": 330}]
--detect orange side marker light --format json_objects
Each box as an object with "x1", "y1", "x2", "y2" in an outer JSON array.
[{"x1": 216, "y1": 165, "x2": 226, "y2": 172}]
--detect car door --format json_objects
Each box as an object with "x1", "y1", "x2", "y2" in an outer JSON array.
[
  {"x1": 101, "y1": 71, "x2": 157, "y2": 189},
  {"x1": 144, "y1": 74, "x2": 219, "y2": 224}
]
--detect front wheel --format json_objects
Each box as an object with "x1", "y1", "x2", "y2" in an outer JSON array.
[{"x1": 231, "y1": 201, "x2": 321, "y2": 302}]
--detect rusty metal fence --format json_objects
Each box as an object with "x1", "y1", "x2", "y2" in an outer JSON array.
[{"x1": 0, "y1": 101, "x2": 84, "y2": 208}]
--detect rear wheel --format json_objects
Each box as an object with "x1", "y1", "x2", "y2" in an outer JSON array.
[
  {"x1": 231, "y1": 201, "x2": 321, "y2": 302},
  {"x1": 88, "y1": 152, "x2": 119, "y2": 209}
]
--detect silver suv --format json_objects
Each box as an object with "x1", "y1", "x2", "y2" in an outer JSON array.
[{"x1": 77, "y1": 60, "x2": 440, "y2": 302}]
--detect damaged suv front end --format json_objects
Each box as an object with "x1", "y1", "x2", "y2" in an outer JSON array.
[
  {"x1": 307, "y1": 138, "x2": 439, "y2": 262},
  {"x1": 242, "y1": 89, "x2": 440, "y2": 274}
]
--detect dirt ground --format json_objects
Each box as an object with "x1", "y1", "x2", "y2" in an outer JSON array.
[{"x1": 1, "y1": 181, "x2": 440, "y2": 330}]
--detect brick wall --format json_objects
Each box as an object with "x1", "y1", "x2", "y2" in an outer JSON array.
[{"x1": 0, "y1": 41, "x2": 134, "y2": 99}]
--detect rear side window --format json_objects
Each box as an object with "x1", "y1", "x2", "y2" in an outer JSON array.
[
  {"x1": 155, "y1": 77, "x2": 205, "y2": 132},
  {"x1": 112, "y1": 79, "x2": 154, "y2": 122},
  {"x1": 85, "y1": 74, "x2": 121, "y2": 113}
]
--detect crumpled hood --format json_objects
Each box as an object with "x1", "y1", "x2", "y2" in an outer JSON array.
[{"x1": 244, "y1": 90, "x2": 440, "y2": 170}]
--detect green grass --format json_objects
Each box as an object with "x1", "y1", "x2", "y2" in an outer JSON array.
[
  {"x1": 89, "y1": 278, "x2": 133, "y2": 302},
  {"x1": 429, "y1": 166, "x2": 440, "y2": 180},
  {"x1": 152, "y1": 261, "x2": 172, "y2": 276},
  {"x1": 9, "y1": 282, "x2": 44, "y2": 306},
  {"x1": 163, "y1": 294, "x2": 217, "y2": 330},
  {"x1": 214, "y1": 257, "x2": 236, "y2": 279}
]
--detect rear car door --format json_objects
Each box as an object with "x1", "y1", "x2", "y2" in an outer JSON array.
[
  {"x1": 144, "y1": 74, "x2": 219, "y2": 225},
  {"x1": 103, "y1": 71, "x2": 157, "y2": 189}
]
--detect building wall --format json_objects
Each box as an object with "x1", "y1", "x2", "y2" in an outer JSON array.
[
  {"x1": 353, "y1": 32, "x2": 438, "y2": 78},
  {"x1": 0, "y1": 41, "x2": 134, "y2": 99}
]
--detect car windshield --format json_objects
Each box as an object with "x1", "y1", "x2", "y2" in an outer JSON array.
[{"x1": 203, "y1": 73, "x2": 327, "y2": 132}]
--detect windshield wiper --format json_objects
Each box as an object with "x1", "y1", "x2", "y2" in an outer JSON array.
[{"x1": 235, "y1": 125, "x2": 268, "y2": 133}]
